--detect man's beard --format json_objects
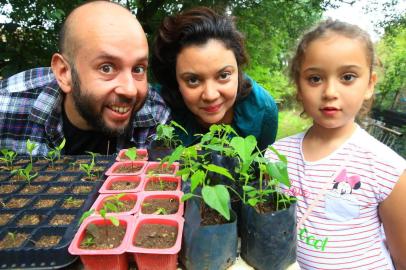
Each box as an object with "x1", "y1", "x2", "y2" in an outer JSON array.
[{"x1": 70, "y1": 66, "x2": 134, "y2": 137}]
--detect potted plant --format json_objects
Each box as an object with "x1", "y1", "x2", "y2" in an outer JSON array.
[
  {"x1": 147, "y1": 120, "x2": 187, "y2": 161},
  {"x1": 127, "y1": 215, "x2": 184, "y2": 270},
  {"x1": 236, "y1": 142, "x2": 297, "y2": 270},
  {"x1": 178, "y1": 145, "x2": 238, "y2": 270},
  {"x1": 116, "y1": 147, "x2": 148, "y2": 161}
]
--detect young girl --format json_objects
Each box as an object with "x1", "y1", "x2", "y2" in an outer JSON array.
[{"x1": 266, "y1": 20, "x2": 406, "y2": 269}]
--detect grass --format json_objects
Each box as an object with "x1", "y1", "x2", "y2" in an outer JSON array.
[{"x1": 276, "y1": 109, "x2": 312, "y2": 140}]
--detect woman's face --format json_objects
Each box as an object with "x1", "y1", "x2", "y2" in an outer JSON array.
[{"x1": 175, "y1": 39, "x2": 238, "y2": 126}]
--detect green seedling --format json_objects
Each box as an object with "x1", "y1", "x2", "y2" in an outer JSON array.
[
  {"x1": 103, "y1": 193, "x2": 126, "y2": 213},
  {"x1": 7, "y1": 232, "x2": 16, "y2": 243},
  {"x1": 11, "y1": 163, "x2": 38, "y2": 185},
  {"x1": 199, "y1": 124, "x2": 238, "y2": 156},
  {"x1": 0, "y1": 149, "x2": 17, "y2": 170},
  {"x1": 45, "y1": 139, "x2": 66, "y2": 167},
  {"x1": 81, "y1": 234, "x2": 95, "y2": 247},
  {"x1": 155, "y1": 121, "x2": 188, "y2": 149},
  {"x1": 26, "y1": 139, "x2": 38, "y2": 165},
  {"x1": 124, "y1": 147, "x2": 137, "y2": 170},
  {"x1": 79, "y1": 151, "x2": 97, "y2": 180},
  {"x1": 153, "y1": 207, "x2": 168, "y2": 215}
]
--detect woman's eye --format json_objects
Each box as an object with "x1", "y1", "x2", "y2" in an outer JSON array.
[
  {"x1": 133, "y1": 66, "x2": 146, "y2": 74},
  {"x1": 100, "y1": 64, "x2": 114, "y2": 74},
  {"x1": 187, "y1": 77, "x2": 199, "y2": 86},
  {"x1": 342, "y1": 74, "x2": 356, "y2": 82},
  {"x1": 219, "y1": 72, "x2": 231, "y2": 80},
  {"x1": 308, "y1": 75, "x2": 322, "y2": 84}
]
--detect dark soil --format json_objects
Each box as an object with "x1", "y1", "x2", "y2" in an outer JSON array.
[
  {"x1": 0, "y1": 184, "x2": 19, "y2": 194},
  {"x1": 17, "y1": 214, "x2": 46, "y2": 226},
  {"x1": 113, "y1": 164, "x2": 143, "y2": 174},
  {"x1": 72, "y1": 185, "x2": 93, "y2": 194},
  {"x1": 5, "y1": 198, "x2": 31, "y2": 208},
  {"x1": 141, "y1": 198, "x2": 179, "y2": 215},
  {"x1": 57, "y1": 175, "x2": 77, "y2": 182},
  {"x1": 0, "y1": 232, "x2": 29, "y2": 249},
  {"x1": 44, "y1": 165, "x2": 66, "y2": 171},
  {"x1": 19, "y1": 185, "x2": 45, "y2": 194},
  {"x1": 109, "y1": 181, "x2": 140, "y2": 190},
  {"x1": 49, "y1": 214, "x2": 75, "y2": 225},
  {"x1": 33, "y1": 174, "x2": 54, "y2": 182},
  {"x1": 146, "y1": 166, "x2": 175, "y2": 175},
  {"x1": 33, "y1": 199, "x2": 58, "y2": 208},
  {"x1": 134, "y1": 223, "x2": 177, "y2": 249},
  {"x1": 80, "y1": 224, "x2": 126, "y2": 250},
  {"x1": 144, "y1": 179, "x2": 178, "y2": 191},
  {"x1": 0, "y1": 213, "x2": 14, "y2": 225},
  {"x1": 46, "y1": 186, "x2": 68, "y2": 194},
  {"x1": 61, "y1": 198, "x2": 84, "y2": 209},
  {"x1": 200, "y1": 203, "x2": 229, "y2": 226},
  {"x1": 34, "y1": 235, "x2": 62, "y2": 248}
]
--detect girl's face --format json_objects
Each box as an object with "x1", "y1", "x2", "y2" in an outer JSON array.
[
  {"x1": 298, "y1": 34, "x2": 376, "y2": 133},
  {"x1": 176, "y1": 39, "x2": 238, "y2": 127}
]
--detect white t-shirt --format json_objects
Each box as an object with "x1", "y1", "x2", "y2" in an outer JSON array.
[{"x1": 265, "y1": 126, "x2": 406, "y2": 270}]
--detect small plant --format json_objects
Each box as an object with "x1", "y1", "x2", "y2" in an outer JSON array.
[
  {"x1": 81, "y1": 234, "x2": 95, "y2": 247},
  {"x1": 124, "y1": 147, "x2": 137, "y2": 161},
  {"x1": 63, "y1": 196, "x2": 82, "y2": 208},
  {"x1": 155, "y1": 120, "x2": 188, "y2": 149},
  {"x1": 11, "y1": 163, "x2": 38, "y2": 185},
  {"x1": 7, "y1": 232, "x2": 16, "y2": 243},
  {"x1": 45, "y1": 139, "x2": 66, "y2": 167},
  {"x1": 0, "y1": 148, "x2": 17, "y2": 170},
  {"x1": 153, "y1": 207, "x2": 168, "y2": 215},
  {"x1": 26, "y1": 139, "x2": 38, "y2": 165},
  {"x1": 79, "y1": 151, "x2": 96, "y2": 180},
  {"x1": 199, "y1": 124, "x2": 238, "y2": 156},
  {"x1": 103, "y1": 193, "x2": 126, "y2": 213}
]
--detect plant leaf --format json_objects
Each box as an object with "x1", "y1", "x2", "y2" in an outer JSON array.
[
  {"x1": 204, "y1": 164, "x2": 234, "y2": 180},
  {"x1": 202, "y1": 185, "x2": 230, "y2": 220}
]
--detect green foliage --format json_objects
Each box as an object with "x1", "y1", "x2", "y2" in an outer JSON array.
[
  {"x1": 0, "y1": 148, "x2": 17, "y2": 169},
  {"x1": 198, "y1": 124, "x2": 238, "y2": 156},
  {"x1": 124, "y1": 147, "x2": 137, "y2": 161},
  {"x1": 11, "y1": 163, "x2": 38, "y2": 185},
  {"x1": 375, "y1": 19, "x2": 406, "y2": 110},
  {"x1": 45, "y1": 138, "x2": 66, "y2": 167},
  {"x1": 26, "y1": 139, "x2": 38, "y2": 165},
  {"x1": 155, "y1": 121, "x2": 188, "y2": 149},
  {"x1": 276, "y1": 110, "x2": 312, "y2": 140},
  {"x1": 79, "y1": 151, "x2": 97, "y2": 180}
]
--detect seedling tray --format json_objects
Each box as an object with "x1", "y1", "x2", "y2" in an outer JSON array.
[{"x1": 0, "y1": 154, "x2": 115, "y2": 269}]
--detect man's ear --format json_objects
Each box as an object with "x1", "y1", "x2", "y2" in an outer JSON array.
[
  {"x1": 365, "y1": 71, "x2": 377, "y2": 100},
  {"x1": 51, "y1": 53, "x2": 72, "y2": 94}
]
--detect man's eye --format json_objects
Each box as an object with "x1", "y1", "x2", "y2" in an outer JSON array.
[
  {"x1": 133, "y1": 66, "x2": 146, "y2": 74},
  {"x1": 219, "y1": 72, "x2": 231, "y2": 80},
  {"x1": 342, "y1": 74, "x2": 356, "y2": 82},
  {"x1": 308, "y1": 75, "x2": 322, "y2": 84},
  {"x1": 100, "y1": 64, "x2": 114, "y2": 74}
]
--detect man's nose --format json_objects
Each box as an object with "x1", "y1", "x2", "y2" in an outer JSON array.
[{"x1": 115, "y1": 72, "x2": 137, "y2": 97}]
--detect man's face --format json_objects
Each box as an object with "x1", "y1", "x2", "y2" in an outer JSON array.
[{"x1": 63, "y1": 10, "x2": 149, "y2": 135}]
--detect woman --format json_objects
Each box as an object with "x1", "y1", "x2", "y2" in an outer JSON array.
[{"x1": 151, "y1": 7, "x2": 278, "y2": 150}]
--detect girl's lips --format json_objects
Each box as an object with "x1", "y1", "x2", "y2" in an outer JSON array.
[
  {"x1": 202, "y1": 104, "x2": 222, "y2": 113},
  {"x1": 321, "y1": 107, "x2": 340, "y2": 116}
]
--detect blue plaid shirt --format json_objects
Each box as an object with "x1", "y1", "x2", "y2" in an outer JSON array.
[{"x1": 0, "y1": 67, "x2": 170, "y2": 156}]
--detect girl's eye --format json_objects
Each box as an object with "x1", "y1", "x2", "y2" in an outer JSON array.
[
  {"x1": 342, "y1": 74, "x2": 356, "y2": 82},
  {"x1": 219, "y1": 71, "x2": 231, "y2": 80},
  {"x1": 308, "y1": 75, "x2": 322, "y2": 85},
  {"x1": 100, "y1": 64, "x2": 114, "y2": 74}
]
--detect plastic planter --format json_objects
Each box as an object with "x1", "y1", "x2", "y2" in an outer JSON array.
[
  {"x1": 68, "y1": 215, "x2": 134, "y2": 270},
  {"x1": 144, "y1": 162, "x2": 179, "y2": 176},
  {"x1": 127, "y1": 215, "x2": 184, "y2": 270},
  {"x1": 139, "y1": 191, "x2": 184, "y2": 217},
  {"x1": 90, "y1": 193, "x2": 140, "y2": 216},
  {"x1": 143, "y1": 175, "x2": 181, "y2": 192},
  {"x1": 99, "y1": 175, "x2": 144, "y2": 194},
  {"x1": 116, "y1": 149, "x2": 148, "y2": 162},
  {"x1": 105, "y1": 161, "x2": 147, "y2": 176}
]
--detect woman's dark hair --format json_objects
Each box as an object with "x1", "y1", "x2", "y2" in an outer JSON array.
[{"x1": 151, "y1": 7, "x2": 251, "y2": 110}]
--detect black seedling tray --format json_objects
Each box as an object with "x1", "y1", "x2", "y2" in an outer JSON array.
[{"x1": 0, "y1": 154, "x2": 115, "y2": 269}]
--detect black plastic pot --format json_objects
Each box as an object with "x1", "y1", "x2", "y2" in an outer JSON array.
[
  {"x1": 147, "y1": 140, "x2": 174, "y2": 161},
  {"x1": 240, "y1": 202, "x2": 297, "y2": 270},
  {"x1": 207, "y1": 152, "x2": 239, "y2": 186},
  {"x1": 181, "y1": 197, "x2": 238, "y2": 270}
]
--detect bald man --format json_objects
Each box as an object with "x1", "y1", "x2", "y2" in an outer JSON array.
[{"x1": 0, "y1": 1, "x2": 170, "y2": 156}]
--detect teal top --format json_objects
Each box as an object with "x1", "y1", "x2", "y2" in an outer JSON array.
[{"x1": 164, "y1": 76, "x2": 278, "y2": 151}]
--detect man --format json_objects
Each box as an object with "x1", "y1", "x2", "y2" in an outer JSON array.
[{"x1": 0, "y1": 1, "x2": 170, "y2": 156}]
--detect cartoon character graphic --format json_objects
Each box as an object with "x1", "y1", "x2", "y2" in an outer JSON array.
[{"x1": 325, "y1": 169, "x2": 362, "y2": 222}]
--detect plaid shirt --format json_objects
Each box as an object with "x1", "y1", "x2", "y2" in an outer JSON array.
[{"x1": 0, "y1": 67, "x2": 170, "y2": 156}]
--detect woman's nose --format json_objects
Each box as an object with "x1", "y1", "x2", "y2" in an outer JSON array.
[{"x1": 202, "y1": 81, "x2": 220, "y2": 101}]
